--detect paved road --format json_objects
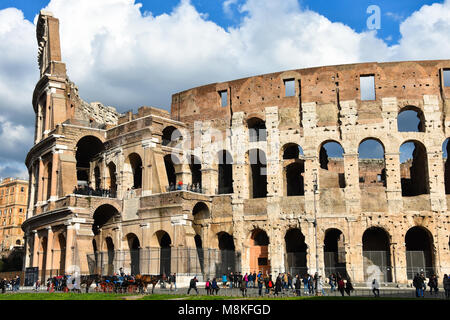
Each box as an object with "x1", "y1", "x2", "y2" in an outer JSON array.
[{"x1": 10, "y1": 286, "x2": 448, "y2": 299}]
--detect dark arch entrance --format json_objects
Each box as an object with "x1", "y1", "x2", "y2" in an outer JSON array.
[
  {"x1": 250, "y1": 229, "x2": 270, "y2": 274},
  {"x1": 195, "y1": 234, "x2": 204, "y2": 274},
  {"x1": 127, "y1": 234, "x2": 140, "y2": 276},
  {"x1": 92, "y1": 204, "x2": 119, "y2": 236},
  {"x1": 324, "y1": 229, "x2": 347, "y2": 278},
  {"x1": 405, "y1": 227, "x2": 434, "y2": 279},
  {"x1": 105, "y1": 237, "x2": 115, "y2": 276},
  {"x1": 362, "y1": 227, "x2": 393, "y2": 282},
  {"x1": 107, "y1": 162, "x2": 117, "y2": 195},
  {"x1": 319, "y1": 141, "x2": 346, "y2": 188},
  {"x1": 162, "y1": 126, "x2": 182, "y2": 146},
  {"x1": 156, "y1": 231, "x2": 171, "y2": 276},
  {"x1": 249, "y1": 149, "x2": 267, "y2": 198},
  {"x1": 285, "y1": 228, "x2": 307, "y2": 276},
  {"x1": 218, "y1": 232, "x2": 236, "y2": 275},
  {"x1": 248, "y1": 117, "x2": 266, "y2": 142},
  {"x1": 128, "y1": 153, "x2": 142, "y2": 189},
  {"x1": 76, "y1": 136, "x2": 104, "y2": 186},
  {"x1": 218, "y1": 150, "x2": 233, "y2": 194},
  {"x1": 190, "y1": 155, "x2": 202, "y2": 189},
  {"x1": 400, "y1": 141, "x2": 429, "y2": 196},
  {"x1": 164, "y1": 155, "x2": 177, "y2": 188}
]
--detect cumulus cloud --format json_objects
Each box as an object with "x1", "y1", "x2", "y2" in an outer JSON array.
[{"x1": 0, "y1": 0, "x2": 450, "y2": 178}]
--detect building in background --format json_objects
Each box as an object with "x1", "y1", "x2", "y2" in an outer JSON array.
[{"x1": 0, "y1": 178, "x2": 28, "y2": 254}]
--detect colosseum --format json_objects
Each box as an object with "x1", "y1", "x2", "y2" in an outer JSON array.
[{"x1": 22, "y1": 11, "x2": 450, "y2": 286}]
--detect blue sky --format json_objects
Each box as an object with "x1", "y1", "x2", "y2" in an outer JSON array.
[
  {"x1": 0, "y1": 0, "x2": 443, "y2": 45},
  {"x1": 0, "y1": 0, "x2": 449, "y2": 179}
]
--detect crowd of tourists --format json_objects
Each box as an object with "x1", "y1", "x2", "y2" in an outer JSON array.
[
  {"x1": 413, "y1": 272, "x2": 450, "y2": 298},
  {"x1": 0, "y1": 276, "x2": 21, "y2": 293}
]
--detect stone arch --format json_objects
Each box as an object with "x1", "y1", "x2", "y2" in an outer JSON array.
[
  {"x1": 124, "y1": 153, "x2": 143, "y2": 190},
  {"x1": 399, "y1": 140, "x2": 429, "y2": 196},
  {"x1": 218, "y1": 150, "x2": 233, "y2": 194},
  {"x1": 248, "y1": 228, "x2": 270, "y2": 274},
  {"x1": 442, "y1": 138, "x2": 450, "y2": 194},
  {"x1": 162, "y1": 126, "x2": 183, "y2": 147},
  {"x1": 152, "y1": 230, "x2": 172, "y2": 276},
  {"x1": 398, "y1": 106, "x2": 425, "y2": 132},
  {"x1": 323, "y1": 228, "x2": 347, "y2": 278},
  {"x1": 284, "y1": 228, "x2": 307, "y2": 276},
  {"x1": 247, "y1": 117, "x2": 267, "y2": 142},
  {"x1": 281, "y1": 143, "x2": 305, "y2": 196},
  {"x1": 164, "y1": 154, "x2": 179, "y2": 189},
  {"x1": 319, "y1": 140, "x2": 345, "y2": 188},
  {"x1": 106, "y1": 162, "x2": 117, "y2": 194},
  {"x1": 217, "y1": 232, "x2": 236, "y2": 274},
  {"x1": 75, "y1": 135, "x2": 105, "y2": 187},
  {"x1": 358, "y1": 138, "x2": 386, "y2": 187},
  {"x1": 405, "y1": 226, "x2": 435, "y2": 279},
  {"x1": 192, "y1": 202, "x2": 210, "y2": 221},
  {"x1": 104, "y1": 236, "x2": 115, "y2": 276},
  {"x1": 39, "y1": 236, "x2": 48, "y2": 280},
  {"x1": 52, "y1": 232, "x2": 66, "y2": 275},
  {"x1": 362, "y1": 226, "x2": 393, "y2": 282},
  {"x1": 125, "y1": 233, "x2": 141, "y2": 275},
  {"x1": 92, "y1": 204, "x2": 120, "y2": 236},
  {"x1": 247, "y1": 149, "x2": 267, "y2": 198},
  {"x1": 189, "y1": 155, "x2": 202, "y2": 188},
  {"x1": 44, "y1": 161, "x2": 52, "y2": 201}
]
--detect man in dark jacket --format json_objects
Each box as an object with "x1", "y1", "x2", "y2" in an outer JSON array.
[
  {"x1": 443, "y1": 274, "x2": 450, "y2": 299},
  {"x1": 294, "y1": 275, "x2": 301, "y2": 296},
  {"x1": 187, "y1": 276, "x2": 198, "y2": 295}
]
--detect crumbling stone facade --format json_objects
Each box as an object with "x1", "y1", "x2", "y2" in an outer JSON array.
[{"x1": 22, "y1": 11, "x2": 450, "y2": 285}]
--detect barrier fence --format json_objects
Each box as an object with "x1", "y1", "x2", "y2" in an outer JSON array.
[{"x1": 86, "y1": 248, "x2": 241, "y2": 279}]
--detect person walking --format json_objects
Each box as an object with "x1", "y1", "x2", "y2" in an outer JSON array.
[
  {"x1": 345, "y1": 279, "x2": 354, "y2": 296},
  {"x1": 258, "y1": 276, "x2": 263, "y2": 296},
  {"x1": 294, "y1": 275, "x2": 301, "y2": 296},
  {"x1": 205, "y1": 278, "x2": 211, "y2": 295},
  {"x1": 211, "y1": 278, "x2": 220, "y2": 295},
  {"x1": 318, "y1": 276, "x2": 326, "y2": 296},
  {"x1": 329, "y1": 273, "x2": 336, "y2": 292},
  {"x1": 428, "y1": 275, "x2": 438, "y2": 295},
  {"x1": 187, "y1": 276, "x2": 199, "y2": 295},
  {"x1": 222, "y1": 274, "x2": 228, "y2": 288},
  {"x1": 274, "y1": 276, "x2": 282, "y2": 296},
  {"x1": 338, "y1": 278, "x2": 345, "y2": 297},
  {"x1": 443, "y1": 274, "x2": 450, "y2": 299},
  {"x1": 0, "y1": 278, "x2": 6, "y2": 294},
  {"x1": 413, "y1": 273, "x2": 424, "y2": 297},
  {"x1": 372, "y1": 279, "x2": 380, "y2": 297},
  {"x1": 303, "y1": 275, "x2": 309, "y2": 295},
  {"x1": 173, "y1": 273, "x2": 177, "y2": 291}
]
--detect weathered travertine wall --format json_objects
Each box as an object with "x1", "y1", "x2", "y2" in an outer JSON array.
[{"x1": 22, "y1": 11, "x2": 450, "y2": 285}]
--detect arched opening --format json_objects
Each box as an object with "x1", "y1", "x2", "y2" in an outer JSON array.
[
  {"x1": 57, "y1": 234, "x2": 66, "y2": 275},
  {"x1": 189, "y1": 155, "x2": 202, "y2": 191},
  {"x1": 127, "y1": 233, "x2": 140, "y2": 276},
  {"x1": 250, "y1": 229, "x2": 270, "y2": 274},
  {"x1": 218, "y1": 150, "x2": 233, "y2": 194},
  {"x1": 44, "y1": 162, "x2": 52, "y2": 200},
  {"x1": 127, "y1": 153, "x2": 142, "y2": 190},
  {"x1": 155, "y1": 231, "x2": 171, "y2": 276},
  {"x1": 164, "y1": 154, "x2": 177, "y2": 190},
  {"x1": 92, "y1": 239, "x2": 99, "y2": 275},
  {"x1": 362, "y1": 227, "x2": 392, "y2": 282},
  {"x1": 195, "y1": 234, "x2": 204, "y2": 274},
  {"x1": 398, "y1": 107, "x2": 425, "y2": 132},
  {"x1": 193, "y1": 202, "x2": 210, "y2": 220},
  {"x1": 248, "y1": 117, "x2": 267, "y2": 142},
  {"x1": 400, "y1": 141, "x2": 429, "y2": 196},
  {"x1": 105, "y1": 237, "x2": 115, "y2": 276},
  {"x1": 248, "y1": 149, "x2": 267, "y2": 198},
  {"x1": 218, "y1": 232, "x2": 236, "y2": 275},
  {"x1": 324, "y1": 229, "x2": 347, "y2": 278},
  {"x1": 76, "y1": 136, "x2": 104, "y2": 187},
  {"x1": 39, "y1": 237, "x2": 47, "y2": 281},
  {"x1": 405, "y1": 227, "x2": 434, "y2": 279},
  {"x1": 443, "y1": 138, "x2": 450, "y2": 194},
  {"x1": 285, "y1": 228, "x2": 307, "y2": 276},
  {"x1": 358, "y1": 139, "x2": 386, "y2": 187},
  {"x1": 94, "y1": 166, "x2": 101, "y2": 190},
  {"x1": 319, "y1": 141, "x2": 345, "y2": 188},
  {"x1": 107, "y1": 162, "x2": 117, "y2": 195},
  {"x1": 92, "y1": 204, "x2": 119, "y2": 236},
  {"x1": 282, "y1": 144, "x2": 304, "y2": 196},
  {"x1": 162, "y1": 126, "x2": 182, "y2": 147}
]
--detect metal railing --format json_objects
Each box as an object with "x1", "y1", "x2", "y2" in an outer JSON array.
[
  {"x1": 165, "y1": 184, "x2": 206, "y2": 194},
  {"x1": 87, "y1": 248, "x2": 241, "y2": 279},
  {"x1": 73, "y1": 187, "x2": 117, "y2": 198}
]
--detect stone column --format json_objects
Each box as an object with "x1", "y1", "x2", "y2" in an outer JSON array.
[
  {"x1": 49, "y1": 151, "x2": 59, "y2": 201},
  {"x1": 38, "y1": 158, "x2": 45, "y2": 203},
  {"x1": 142, "y1": 140, "x2": 155, "y2": 196},
  {"x1": 64, "y1": 224, "x2": 75, "y2": 272},
  {"x1": 343, "y1": 153, "x2": 361, "y2": 214},
  {"x1": 32, "y1": 231, "x2": 39, "y2": 268},
  {"x1": 45, "y1": 227, "x2": 54, "y2": 277},
  {"x1": 385, "y1": 152, "x2": 403, "y2": 213}
]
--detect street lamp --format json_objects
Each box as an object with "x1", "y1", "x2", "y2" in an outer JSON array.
[{"x1": 313, "y1": 172, "x2": 319, "y2": 294}]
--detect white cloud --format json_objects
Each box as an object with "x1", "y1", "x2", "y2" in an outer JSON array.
[
  {"x1": 223, "y1": 0, "x2": 238, "y2": 17},
  {"x1": 0, "y1": 0, "x2": 450, "y2": 178}
]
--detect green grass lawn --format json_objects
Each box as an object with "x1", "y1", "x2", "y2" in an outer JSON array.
[{"x1": 0, "y1": 292, "x2": 437, "y2": 301}]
